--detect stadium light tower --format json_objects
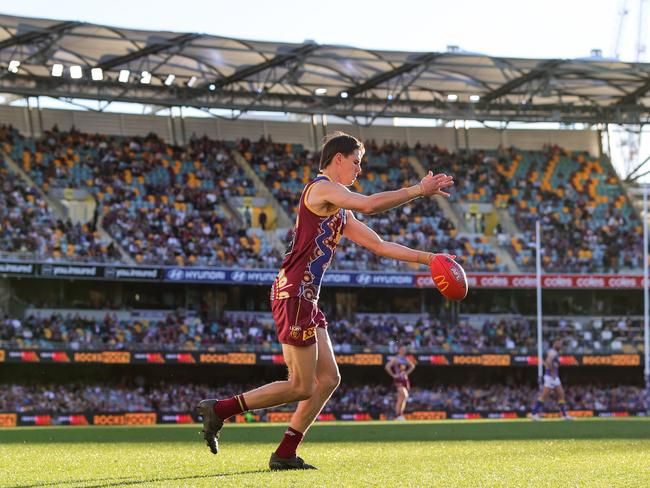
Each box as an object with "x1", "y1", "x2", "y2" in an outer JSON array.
[
  {"x1": 535, "y1": 220, "x2": 543, "y2": 385},
  {"x1": 636, "y1": 183, "x2": 650, "y2": 410}
]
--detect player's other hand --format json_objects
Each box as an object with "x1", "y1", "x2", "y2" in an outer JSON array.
[
  {"x1": 420, "y1": 171, "x2": 454, "y2": 197},
  {"x1": 423, "y1": 253, "x2": 457, "y2": 265}
]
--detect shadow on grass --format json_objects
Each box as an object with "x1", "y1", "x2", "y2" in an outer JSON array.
[
  {"x1": 9, "y1": 476, "x2": 136, "y2": 488},
  {"x1": 1, "y1": 419, "x2": 649, "y2": 445},
  {"x1": 10, "y1": 470, "x2": 270, "y2": 488}
]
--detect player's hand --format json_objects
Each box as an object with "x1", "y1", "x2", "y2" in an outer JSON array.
[
  {"x1": 420, "y1": 171, "x2": 454, "y2": 197},
  {"x1": 424, "y1": 253, "x2": 457, "y2": 265}
]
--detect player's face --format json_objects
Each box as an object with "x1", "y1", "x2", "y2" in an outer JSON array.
[
  {"x1": 553, "y1": 340, "x2": 562, "y2": 351},
  {"x1": 340, "y1": 149, "x2": 363, "y2": 186},
  {"x1": 398, "y1": 346, "x2": 407, "y2": 356}
]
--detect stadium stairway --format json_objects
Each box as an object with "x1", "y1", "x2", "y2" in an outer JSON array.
[
  {"x1": 487, "y1": 235, "x2": 520, "y2": 272},
  {"x1": 232, "y1": 150, "x2": 293, "y2": 229},
  {"x1": 409, "y1": 154, "x2": 519, "y2": 272},
  {"x1": 265, "y1": 227, "x2": 289, "y2": 257},
  {"x1": 496, "y1": 208, "x2": 520, "y2": 235},
  {"x1": 2, "y1": 150, "x2": 67, "y2": 220},
  {"x1": 491, "y1": 210, "x2": 522, "y2": 271},
  {"x1": 407, "y1": 156, "x2": 468, "y2": 232},
  {"x1": 1, "y1": 150, "x2": 135, "y2": 265},
  {"x1": 220, "y1": 200, "x2": 245, "y2": 227},
  {"x1": 622, "y1": 181, "x2": 649, "y2": 228},
  {"x1": 96, "y1": 213, "x2": 135, "y2": 265}
]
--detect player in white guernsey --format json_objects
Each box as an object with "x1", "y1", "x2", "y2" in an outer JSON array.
[{"x1": 530, "y1": 339, "x2": 574, "y2": 420}]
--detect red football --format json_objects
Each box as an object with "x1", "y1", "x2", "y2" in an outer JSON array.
[{"x1": 429, "y1": 254, "x2": 468, "y2": 301}]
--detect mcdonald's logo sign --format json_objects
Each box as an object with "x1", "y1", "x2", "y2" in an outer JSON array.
[{"x1": 433, "y1": 275, "x2": 449, "y2": 292}]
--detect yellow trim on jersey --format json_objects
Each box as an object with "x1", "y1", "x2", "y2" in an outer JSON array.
[
  {"x1": 294, "y1": 298, "x2": 302, "y2": 327},
  {"x1": 303, "y1": 177, "x2": 340, "y2": 217}
]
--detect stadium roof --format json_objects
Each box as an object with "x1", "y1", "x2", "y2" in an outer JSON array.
[{"x1": 2, "y1": 14, "x2": 650, "y2": 125}]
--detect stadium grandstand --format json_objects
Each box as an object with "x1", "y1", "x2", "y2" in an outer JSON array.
[{"x1": 0, "y1": 11, "x2": 649, "y2": 486}]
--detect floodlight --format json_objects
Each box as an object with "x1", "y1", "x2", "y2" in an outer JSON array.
[
  {"x1": 447, "y1": 94, "x2": 458, "y2": 102},
  {"x1": 51, "y1": 64, "x2": 64, "y2": 77},
  {"x1": 187, "y1": 76, "x2": 197, "y2": 87},
  {"x1": 8, "y1": 60, "x2": 20, "y2": 73},
  {"x1": 91, "y1": 68, "x2": 103, "y2": 81},
  {"x1": 70, "y1": 66, "x2": 83, "y2": 79},
  {"x1": 469, "y1": 94, "x2": 480, "y2": 102},
  {"x1": 118, "y1": 69, "x2": 130, "y2": 83},
  {"x1": 314, "y1": 87, "x2": 327, "y2": 95},
  {"x1": 164, "y1": 74, "x2": 175, "y2": 86},
  {"x1": 140, "y1": 71, "x2": 151, "y2": 84},
  {"x1": 340, "y1": 91, "x2": 349, "y2": 99}
]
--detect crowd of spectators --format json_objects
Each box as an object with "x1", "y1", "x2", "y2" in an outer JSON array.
[
  {"x1": 1, "y1": 312, "x2": 644, "y2": 354},
  {"x1": 0, "y1": 312, "x2": 276, "y2": 352},
  {"x1": 243, "y1": 137, "x2": 503, "y2": 272},
  {"x1": 5, "y1": 126, "x2": 280, "y2": 267},
  {"x1": 333, "y1": 198, "x2": 502, "y2": 272},
  {"x1": 415, "y1": 143, "x2": 642, "y2": 273},
  {"x1": 2, "y1": 381, "x2": 646, "y2": 415},
  {"x1": 0, "y1": 126, "x2": 121, "y2": 262},
  {"x1": 2, "y1": 125, "x2": 643, "y2": 272}
]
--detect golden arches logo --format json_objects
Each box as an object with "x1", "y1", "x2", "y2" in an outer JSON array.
[{"x1": 434, "y1": 274, "x2": 449, "y2": 292}]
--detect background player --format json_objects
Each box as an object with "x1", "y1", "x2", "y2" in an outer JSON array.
[
  {"x1": 530, "y1": 339, "x2": 574, "y2": 420},
  {"x1": 197, "y1": 132, "x2": 454, "y2": 470},
  {"x1": 385, "y1": 345, "x2": 415, "y2": 420}
]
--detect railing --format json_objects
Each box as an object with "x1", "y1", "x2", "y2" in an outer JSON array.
[
  {"x1": 0, "y1": 340, "x2": 641, "y2": 355},
  {"x1": 0, "y1": 252, "x2": 123, "y2": 265},
  {"x1": 0, "y1": 408, "x2": 647, "y2": 428}
]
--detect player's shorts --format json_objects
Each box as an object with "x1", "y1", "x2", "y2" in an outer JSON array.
[
  {"x1": 543, "y1": 374, "x2": 562, "y2": 389},
  {"x1": 271, "y1": 297, "x2": 328, "y2": 347},
  {"x1": 394, "y1": 375, "x2": 410, "y2": 390}
]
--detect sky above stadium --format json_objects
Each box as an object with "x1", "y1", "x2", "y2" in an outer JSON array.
[{"x1": 0, "y1": 0, "x2": 644, "y2": 61}]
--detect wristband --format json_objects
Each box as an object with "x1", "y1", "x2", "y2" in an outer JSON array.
[{"x1": 406, "y1": 183, "x2": 423, "y2": 199}]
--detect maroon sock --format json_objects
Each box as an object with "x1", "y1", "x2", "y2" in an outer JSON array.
[
  {"x1": 213, "y1": 394, "x2": 248, "y2": 420},
  {"x1": 275, "y1": 427, "x2": 304, "y2": 459}
]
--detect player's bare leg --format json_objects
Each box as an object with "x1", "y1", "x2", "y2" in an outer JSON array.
[
  {"x1": 530, "y1": 386, "x2": 552, "y2": 420},
  {"x1": 555, "y1": 385, "x2": 574, "y2": 420},
  {"x1": 395, "y1": 387, "x2": 408, "y2": 420},
  {"x1": 197, "y1": 342, "x2": 317, "y2": 455},
  {"x1": 289, "y1": 328, "x2": 340, "y2": 432},
  {"x1": 270, "y1": 328, "x2": 339, "y2": 470},
  {"x1": 245, "y1": 342, "x2": 318, "y2": 408}
]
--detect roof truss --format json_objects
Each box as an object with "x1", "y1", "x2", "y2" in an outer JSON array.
[
  {"x1": 1, "y1": 14, "x2": 650, "y2": 125},
  {"x1": 96, "y1": 33, "x2": 202, "y2": 71},
  {"x1": 0, "y1": 20, "x2": 81, "y2": 51}
]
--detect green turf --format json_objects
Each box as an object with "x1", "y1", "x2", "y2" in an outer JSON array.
[{"x1": 1, "y1": 419, "x2": 649, "y2": 487}]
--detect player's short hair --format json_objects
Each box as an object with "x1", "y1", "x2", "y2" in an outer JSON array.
[{"x1": 319, "y1": 132, "x2": 365, "y2": 171}]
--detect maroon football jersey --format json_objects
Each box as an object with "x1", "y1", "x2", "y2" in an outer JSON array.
[
  {"x1": 271, "y1": 174, "x2": 346, "y2": 303},
  {"x1": 391, "y1": 356, "x2": 411, "y2": 388}
]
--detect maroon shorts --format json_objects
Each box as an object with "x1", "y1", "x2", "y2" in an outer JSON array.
[
  {"x1": 394, "y1": 377, "x2": 410, "y2": 390},
  {"x1": 271, "y1": 297, "x2": 328, "y2": 346}
]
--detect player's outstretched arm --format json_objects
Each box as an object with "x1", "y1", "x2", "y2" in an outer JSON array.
[
  {"x1": 343, "y1": 211, "x2": 435, "y2": 265},
  {"x1": 311, "y1": 171, "x2": 454, "y2": 215},
  {"x1": 385, "y1": 358, "x2": 397, "y2": 378},
  {"x1": 406, "y1": 359, "x2": 416, "y2": 375}
]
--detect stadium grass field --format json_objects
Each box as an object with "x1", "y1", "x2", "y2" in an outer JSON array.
[{"x1": 1, "y1": 419, "x2": 649, "y2": 487}]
